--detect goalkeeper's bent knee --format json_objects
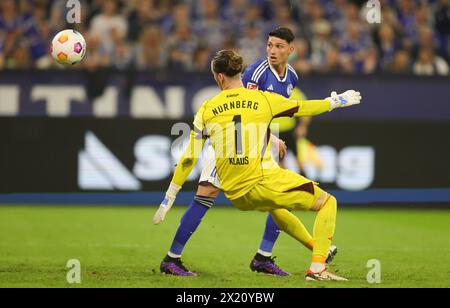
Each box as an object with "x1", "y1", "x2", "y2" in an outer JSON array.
[{"x1": 312, "y1": 191, "x2": 338, "y2": 212}]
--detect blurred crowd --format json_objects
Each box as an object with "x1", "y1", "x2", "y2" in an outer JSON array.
[{"x1": 1, "y1": 0, "x2": 450, "y2": 75}]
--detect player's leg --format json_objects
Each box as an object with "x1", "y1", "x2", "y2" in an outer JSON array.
[
  {"x1": 269, "y1": 208, "x2": 337, "y2": 262},
  {"x1": 250, "y1": 210, "x2": 314, "y2": 276},
  {"x1": 305, "y1": 191, "x2": 346, "y2": 281},
  {"x1": 250, "y1": 213, "x2": 289, "y2": 276},
  {"x1": 267, "y1": 131, "x2": 315, "y2": 252},
  {"x1": 233, "y1": 169, "x2": 345, "y2": 281},
  {"x1": 250, "y1": 133, "x2": 313, "y2": 276},
  {"x1": 256, "y1": 214, "x2": 284, "y2": 257},
  {"x1": 270, "y1": 210, "x2": 313, "y2": 250},
  {"x1": 249, "y1": 169, "x2": 336, "y2": 264},
  {"x1": 166, "y1": 183, "x2": 219, "y2": 258},
  {"x1": 161, "y1": 146, "x2": 221, "y2": 276},
  {"x1": 270, "y1": 184, "x2": 345, "y2": 281},
  {"x1": 160, "y1": 182, "x2": 220, "y2": 276}
]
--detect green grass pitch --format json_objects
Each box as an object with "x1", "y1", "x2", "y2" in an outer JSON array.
[{"x1": 0, "y1": 205, "x2": 449, "y2": 288}]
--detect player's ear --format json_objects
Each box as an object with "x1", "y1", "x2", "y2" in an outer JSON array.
[
  {"x1": 219, "y1": 72, "x2": 225, "y2": 83},
  {"x1": 289, "y1": 43, "x2": 295, "y2": 54},
  {"x1": 215, "y1": 73, "x2": 224, "y2": 89}
]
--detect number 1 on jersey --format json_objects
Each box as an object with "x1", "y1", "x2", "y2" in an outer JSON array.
[{"x1": 233, "y1": 115, "x2": 243, "y2": 155}]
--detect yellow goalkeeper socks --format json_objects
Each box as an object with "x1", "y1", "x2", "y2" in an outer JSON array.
[
  {"x1": 270, "y1": 209, "x2": 313, "y2": 250},
  {"x1": 312, "y1": 194, "x2": 337, "y2": 264}
]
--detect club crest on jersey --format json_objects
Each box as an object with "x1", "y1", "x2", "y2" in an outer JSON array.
[
  {"x1": 247, "y1": 82, "x2": 258, "y2": 90},
  {"x1": 287, "y1": 84, "x2": 293, "y2": 96}
]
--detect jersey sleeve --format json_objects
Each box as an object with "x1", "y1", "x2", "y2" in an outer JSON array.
[
  {"x1": 262, "y1": 91, "x2": 332, "y2": 118},
  {"x1": 294, "y1": 99, "x2": 331, "y2": 116},
  {"x1": 171, "y1": 131, "x2": 204, "y2": 187},
  {"x1": 193, "y1": 101, "x2": 207, "y2": 138},
  {"x1": 260, "y1": 91, "x2": 300, "y2": 118},
  {"x1": 171, "y1": 103, "x2": 207, "y2": 187}
]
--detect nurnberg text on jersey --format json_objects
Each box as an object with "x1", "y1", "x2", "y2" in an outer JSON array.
[{"x1": 212, "y1": 100, "x2": 259, "y2": 116}]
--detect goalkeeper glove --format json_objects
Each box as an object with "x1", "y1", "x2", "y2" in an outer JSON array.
[
  {"x1": 153, "y1": 182, "x2": 181, "y2": 225},
  {"x1": 327, "y1": 90, "x2": 362, "y2": 111}
]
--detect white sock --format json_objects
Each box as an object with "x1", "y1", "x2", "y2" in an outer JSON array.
[
  {"x1": 257, "y1": 249, "x2": 272, "y2": 257},
  {"x1": 168, "y1": 251, "x2": 181, "y2": 259},
  {"x1": 309, "y1": 262, "x2": 326, "y2": 273}
]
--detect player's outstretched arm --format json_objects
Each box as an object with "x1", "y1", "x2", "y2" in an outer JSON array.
[
  {"x1": 153, "y1": 130, "x2": 205, "y2": 225},
  {"x1": 294, "y1": 90, "x2": 362, "y2": 117}
]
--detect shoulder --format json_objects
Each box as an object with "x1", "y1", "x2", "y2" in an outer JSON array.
[
  {"x1": 245, "y1": 58, "x2": 269, "y2": 74},
  {"x1": 242, "y1": 59, "x2": 269, "y2": 84},
  {"x1": 257, "y1": 89, "x2": 287, "y2": 103},
  {"x1": 197, "y1": 96, "x2": 217, "y2": 115},
  {"x1": 287, "y1": 64, "x2": 299, "y2": 82},
  {"x1": 194, "y1": 98, "x2": 213, "y2": 126}
]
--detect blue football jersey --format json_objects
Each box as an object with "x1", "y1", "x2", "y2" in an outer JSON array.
[{"x1": 241, "y1": 58, "x2": 299, "y2": 98}]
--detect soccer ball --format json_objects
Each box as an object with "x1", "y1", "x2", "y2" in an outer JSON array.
[{"x1": 51, "y1": 29, "x2": 87, "y2": 66}]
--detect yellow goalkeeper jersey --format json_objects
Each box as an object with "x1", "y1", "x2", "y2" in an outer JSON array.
[{"x1": 193, "y1": 87, "x2": 329, "y2": 200}]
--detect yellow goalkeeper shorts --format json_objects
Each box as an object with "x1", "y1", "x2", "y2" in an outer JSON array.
[{"x1": 231, "y1": 168, "x2": 325, "y2": 212}]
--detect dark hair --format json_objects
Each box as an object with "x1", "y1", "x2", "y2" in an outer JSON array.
[
  {"x1": 268, "y1": 27, "x2": 295, "y2": 44},
  {"x1": 211, "y1": 49, "x2": 244, "y2": 77}
]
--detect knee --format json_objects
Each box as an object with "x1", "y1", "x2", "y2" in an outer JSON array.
[
  {"x1": 197, "y1": 182, "x2": 220, "y2": 198},
  {"x1": 311, "y1": 192, "x2": 336, "y2": 211}
]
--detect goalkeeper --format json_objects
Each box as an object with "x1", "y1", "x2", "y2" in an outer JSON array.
[
  {"x1": 159, "y1": 49, "x2": 361, "y2": 280},
  {"x1": 155, "y1": 28, "x2": 336, "y2": 277}
]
